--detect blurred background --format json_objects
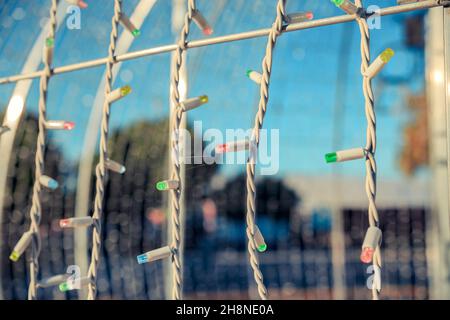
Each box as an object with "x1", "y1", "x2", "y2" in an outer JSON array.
[{"x1": 0, "y1": 0, "x2": 449, "y2": 300}]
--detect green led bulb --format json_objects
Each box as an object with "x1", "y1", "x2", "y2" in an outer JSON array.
[
  {"x1": 59, "y1": 282, "x2": 70, "y2": 292},
  {"x1": 9, "y1": 251, "x2": 19, "y2": 262},
  {"x1": 331, "y1": 0, "x2": 345, "y2": 6},
  {"x1": 325, "y1": 152, "x2": 337, "y2": 163},
  {"x1": 45, "y1": 37, "x2": 54, "y2": 48},
  {"x1": 257, "y1": 244, "x2": 267, "y2": 253},
  {"x1": 132, "y1": 29, "x2": 141, "y2": 37},
  {"x1": 156, "y1": 181, "x2": 168, "y2": 191},
  {"x1": 246, "y1": 69, "x2": 253, "y2": 78}
]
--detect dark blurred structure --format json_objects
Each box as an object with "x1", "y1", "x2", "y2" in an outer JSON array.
[
  {"x1": 0, "y1": 112, "x2": 75, "y2": 300},
  {"x1": 0, "y1": 113, "x2": 432, "y2": 300}
]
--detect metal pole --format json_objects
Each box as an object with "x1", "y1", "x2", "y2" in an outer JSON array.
[
  {"x1": 0, "y1": 1, "x2": 445, "y2": 86},
  {"x1": 329, "y1": 22, "x2": 353, "y2": 300},
  {"x1": 426, "y1": 6, "x2": 450, "y2": 299},
  {"x1": 72, "y1": 0, "x2": 157, "y2": 299},
  {"x1": 442, "y1": 3, "x2": 450, "y2": 299}
]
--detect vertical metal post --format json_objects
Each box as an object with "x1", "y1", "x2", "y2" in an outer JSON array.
[
  {"x1": 329, "y1": 23, "x2": 353, "y2": 300},
  {"x1": 426, "y1": 6, "x2": 450, "y2": 299},
  {"x1": 443, "y1": 3, "x2": 450, "y2": 300}
]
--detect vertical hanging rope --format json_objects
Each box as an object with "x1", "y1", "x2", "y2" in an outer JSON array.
[
  {"x1": 245, "y1": 0, "x2": 286, "y2": 300},
  {"x1": 27, "y1": 0, "x2": 58, "y2": 300},
  {"x1": 87, "y1": 0, "x2": 122, "y2": 300},
  {"x1": 354, "y1": 0, "x2": 381, "y2": 300},
  {"x1": 168, "y1": 0, "x2": 196, "y2": 301}
]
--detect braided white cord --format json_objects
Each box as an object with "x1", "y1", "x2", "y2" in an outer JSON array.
[
  {"x1": 168, "y1": 0, "x2": 196, "y2": 301},
  {"x1": 27, "y1": 0, "x2": 58, "y2": 300},
  {"x1": 354, "y1": 0, "x2": 381, "y2": 300},
  {"x1": 245, "y1": 0, "x2": 286, "y2": 300},
  {"x1": 87, "y1": 0, "x2": 122, "y2": 300}
]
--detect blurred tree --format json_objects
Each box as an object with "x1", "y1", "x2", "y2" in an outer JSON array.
[
  {"x1": 0, "y1": 111, "x2": 73, "y2": 300},
  {"x1": 211, "y1": 174, "x2": 299, "y2": 221}
]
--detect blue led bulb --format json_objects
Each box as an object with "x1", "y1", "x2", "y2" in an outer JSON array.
[{"x1": 137, "y1": 254, "x2": 149, "y2": 264}]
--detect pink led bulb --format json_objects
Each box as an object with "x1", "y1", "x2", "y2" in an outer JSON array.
[
  {"x1": 77, "y1": 0, "x2": 88, "y2": 8},
  {"x1": 203, "y1": 26, "x2": 213, "y2": 36},
  {"x1": 59, "y1": 219, "x2": 70, "y2": 228},
  {"x1": 63, "y1": 121, "x2": 75, "y2": 130},
  {"x1": 216, "y1": 144, "x2": 228, "y2": 153},
  {"x1": 360, "y1": 247, "x2": 374, "y2": 263}
]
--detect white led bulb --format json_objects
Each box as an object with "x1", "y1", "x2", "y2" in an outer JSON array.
[
  {"x1": 45, "y1": 120, "x2": 75, "y2": 130},
  {"x1": 37, "y1": 274, "x2": 70, "y2": 288},
  {"x1": 325, "y1": 147, "x2": 366, "y2": 163},
  {"x1": 254, "y1": 226, "x2": 267, "y2": 252},
  {"x1": 119, "y1": 13, "x2": 140, "y2": 37},
  {"x1": 43, "y1": 37, "x2": 54, "y2": 65},
  {"x1": 360, "y1": 226, "x2": 382, "y2": 263},
  {"x1": 180, "y1": 95, "x2": 208, "y2": 112},
  {"x1": 364, "y1": 48, "x2": 395, "y2": 79},
  {"x1": 60, "y1": 216, "x2": 93, "y2": 229},
  {"x1": 107, "y1": 86, "x2": 132, "y2": 103},
  {"x1": 9, "y1": 230, "x2": 33, "y2": 262},
  {"x1": 246, "y1": 70, "x2": 262, "y2": 85},
  {"x1": 59, "y1": 276, "x2": 90, "y2": 292},
  {"x1": 192, "y1": 10, "x2": 213, "y2": 36},
  {"x1": 331, "y1": 0, "x2": 359, "y2": 15},
  {"x1": 215, "y1": 140, "x2": 250, "y2": 154},
  {"x1": 105, "y1": 159, "x2": 126, "y2": 174},
  {"x1": 285, "y1": 12, "x2": 314, "y2": 24},
  {"x1": 156, "y1": 180, "x2": 179, "y2": 191},
  {"x1": 137, "y1": 246, "x2": 172, "y2": 264}
]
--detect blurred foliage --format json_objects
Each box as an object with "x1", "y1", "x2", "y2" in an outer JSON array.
[
  {"x1": 212, "y1": 175, "x2": 299, "y2": 221},
  {"x1": 399, "y1": 92, "x2": 429, "y2": 175}
]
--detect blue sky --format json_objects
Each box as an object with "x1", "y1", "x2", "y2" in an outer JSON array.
[{"x1": 0, "y1": 0, "x2": 428, "y2": 180}]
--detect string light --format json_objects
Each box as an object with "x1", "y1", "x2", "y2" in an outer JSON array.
[
  {"x1": 364, "y1": 48, "x2": 395, "y2": 79},
  {"x1": 360, "y1": 226, "x2": 382, "y2": 263},
  {"x1": 254, "y1": 226, "x2": 267, "y2": 252},
  {"x1": 246, "y1": 70, "x2": 262, "y2": 84},
  {"x1": 137, "y1": 246, "x2": 172, "y2": 264},
  {"x1": 179, "y1": 95, "x2": 208, "y2": 112},
  {"x1": 105, "y1": 159, "x2": 126, "y2": 174},
  {"x1": 330, "y1": 0, "x2": 360, "y2": 15},
  {"x1": 9, "y1": 230, "x2": 32, "y2": 262},
  {"x1": 285, "y1": 12, "x2": 314, "y2": 24},
  {"x1": 39, "y1": 175, "x2": 59, "y2": 190},
  {"x1": 192, "y1": 10, "x2": 213, "y2": 36},
  {"x1": 0, "y1": 125, "x2": 10, "y2": 135},
  {"x1": 119, "y1": 13, "x2": 140, "y2": 37},
  {"x1": 44, "y1": 37, "x2": 54, "y2": 65},
  {"x1": 65, "y1": 0, "x2": 88, "y2": 9},
  {"x1": 156, "y1": 180, "x2": 179, "y2": 191},
  {"x1": 59, "y1": 276, "x2": 90, "y2": 292},
  {"x1": 215, "y1": 139, "x2": 250, "y2": 154},
  {"x1": 60, "y1": 216, "x2": 93, "y2": 229},
  {"x1": 106, "y1": 85, "x2": 132, "y2": 103},
  {"x1": 325, "y1": 147, "x2": 366, "y2": 163},
  {"x1": 45, "y1": 120, "x2": 75, "y2": 130},
  {"x1": 37, "y1": 274, "x2": 69, "y2": 288}
]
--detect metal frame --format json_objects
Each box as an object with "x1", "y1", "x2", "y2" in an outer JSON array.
[{"x1": 0, "y1": 0, "x2": 446, "y2": 86}]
